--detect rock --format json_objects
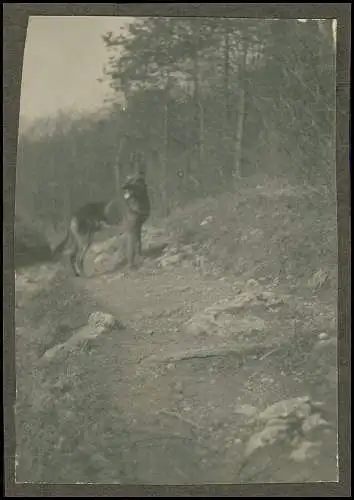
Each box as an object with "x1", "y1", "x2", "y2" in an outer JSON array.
[
  {"x1": 257, "y1": 396, "x2": 311, "y2": 422},
  {"x1": 41, "y1": 311, "x2": 122, "y2": 361},
  {"x1": 301, "y1": 413, "x2": 329, "y2": 434},
  {"x1": 93, "y1": 253, "x2": 109, "y2": 265},
  {"x1": 256, "y1": 291, "x2": 286, "y2": 307},
  {"x1": 318, "y1": 332, "x2": 328, "y2": 340},
  {"x1": 159, "y1": 253, "x2": 182, "y2": 268},
  {"x1": 314, "y1": 337, "x2": 337, "y2": 351},
  {"x1": 184, "y1": 287, "x2": 285, "y2": 339},
  {"x1": 91, "y1": 237, "x2": 118, "y2": 256},
  {"x1": 234, "y1": 404, "x2": 258, "y2": 418},
  {"x1": 245, "y1": 421, "x2": 289, "y2": 457},
  {"x1": 200, "y1": 216, "x2": 214, "y2": 226},
  {"x1": 187, "y1": 310, "x2": 267, "y2": 338},
  {"x1": 308, "y1": 269, "x2": 329, "y2": 291},
  {"x1": 88, "y1": 311, "x2": 121, "y2": 333},
  {"x1": 289, "y1": 440, "x2": 321, "y2": 462},
  {"x1": 245, "y1": 279, "x2": 261, "y2": 292},
  {"x1": 244, "y1": 396, "x2": 332, "y2": 463}
]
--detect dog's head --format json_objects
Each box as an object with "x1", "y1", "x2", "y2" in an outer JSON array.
[{"x1": 122, "y1": 171, "x2": 147, "y2": 199}]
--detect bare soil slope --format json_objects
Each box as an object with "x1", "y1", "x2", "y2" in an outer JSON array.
[{"x1": 15, "y1": 178, "x2": 338, "y2": 484}]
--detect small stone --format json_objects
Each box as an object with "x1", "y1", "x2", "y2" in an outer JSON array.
[
  {"x1": 289, "y1": 441, "x2": 320, "y2": 462},
  {"x1": 302, "y1": 413, "x2": 329, "y2": 434},
  {"x1": 318, "y1": 332, "x2": 328, "y2": 340},
  {"x1": 314, "y1": 338, "x2": 337, "y2": 351},
  {"x1": 175, "y1": 382, "x2": 183, "y2": 393},
  {"x1": 234, "y1": 404, "x2": 258, "y2": 418}
]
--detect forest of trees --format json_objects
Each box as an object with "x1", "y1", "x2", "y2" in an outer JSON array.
[{"x1": 16, "y1": 17, "x2": 336, "y2": 232}]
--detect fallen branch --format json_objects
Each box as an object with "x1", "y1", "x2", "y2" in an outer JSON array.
[
  {"x1": 144, "y1": 343, "x2": 279, "y2": 365},
  {"x1": 157, "y1": 409, "x2": 203, "y2": 430}
]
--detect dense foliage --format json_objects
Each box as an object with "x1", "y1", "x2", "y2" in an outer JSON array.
[{"x1": 16, "y1": 18, "x2": 335, "y2": 228}]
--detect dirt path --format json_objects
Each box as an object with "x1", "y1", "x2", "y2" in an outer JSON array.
[
  {"x1": 15, "y1": 255, "x2": 338, "y2": 484},
  {"x1": 87, "y1": 266, "x2": 238, "y2": 354},
  {"x1": 80, "y1": 267, "x2": 240, "y2": 480},
  {"x1": 78, "y1": 262, "x2": 337, "y2": 483}
]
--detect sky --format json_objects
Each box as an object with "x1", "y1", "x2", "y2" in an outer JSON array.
[{"x1": 19, "y1": 16, "x2": 133, "y2": 125}]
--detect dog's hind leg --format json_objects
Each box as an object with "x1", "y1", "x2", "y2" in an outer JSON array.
[
  {"x1": 76, "y1": 226, "x2": 95, "y2": 277},
  {"x1": 69, "y1": 244, "x2": 80, "y2": 276},
  {"x1": 69, "y1": 218, "x2": 84, "y2": 277},
  {"x1": 77, "y1": 237, "x2": 92, "y2": 277}
]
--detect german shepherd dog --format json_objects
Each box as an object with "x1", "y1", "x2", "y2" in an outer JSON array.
[
  {"x1": 121, "y1": 168, "x2": 151, "y2": 269},
  {"x1": 52, "y1": 166, "x2": 151, "y2": 277}
]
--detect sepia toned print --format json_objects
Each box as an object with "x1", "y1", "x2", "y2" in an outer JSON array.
[{"x1": 14, "y1": 16, "x2": 338, "y2": 484}]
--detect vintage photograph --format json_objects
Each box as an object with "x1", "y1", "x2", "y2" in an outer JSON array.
[{"x1": 14, "y1": 15, "x2": 338, "y2": 484}]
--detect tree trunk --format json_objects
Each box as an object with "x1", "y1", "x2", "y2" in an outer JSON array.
[
  {"x1": 161, "y1": 81, "x2": 170, "y2": 216},
  {"x1": 234, "y1": 44, "x2": 248, "y2": 180},
  {"x1": 234, "y1": 88, "x2": 245, "y2": 179},
  {"x1": 191, "y1": 23, "x2": 204, "y2": 176},
  {"x1": 114, "y1": 137, "x2": 124, "y2": 195},
  {"x1": 221, "y1": 24, "x2": 232, "y2": 183},
  {"x1": 193, "y1": 52, "x2": 201, "y2": 167},
  {"x1": 223, "y1": 27, "x2": 230, "y2": 124},
  {"x1": 198, "y1": 97, "x2": 205, "y2": 170}
]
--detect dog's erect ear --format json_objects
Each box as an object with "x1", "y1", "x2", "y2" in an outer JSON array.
[
  {"x1": 122, "y1": 171, "x2": 144, "y2": 190},
  {"x1": 121, "y1": 174, "x2": 134, "y2": 190}
]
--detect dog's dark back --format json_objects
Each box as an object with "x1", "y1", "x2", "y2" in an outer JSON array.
[{"x1": 74, "y1": 202, "x2": 108, "y2": 234}]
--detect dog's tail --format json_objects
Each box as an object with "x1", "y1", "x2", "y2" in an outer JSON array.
[{"x1": 51, "y1": 227, "x2": 71, "y2": 259}]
